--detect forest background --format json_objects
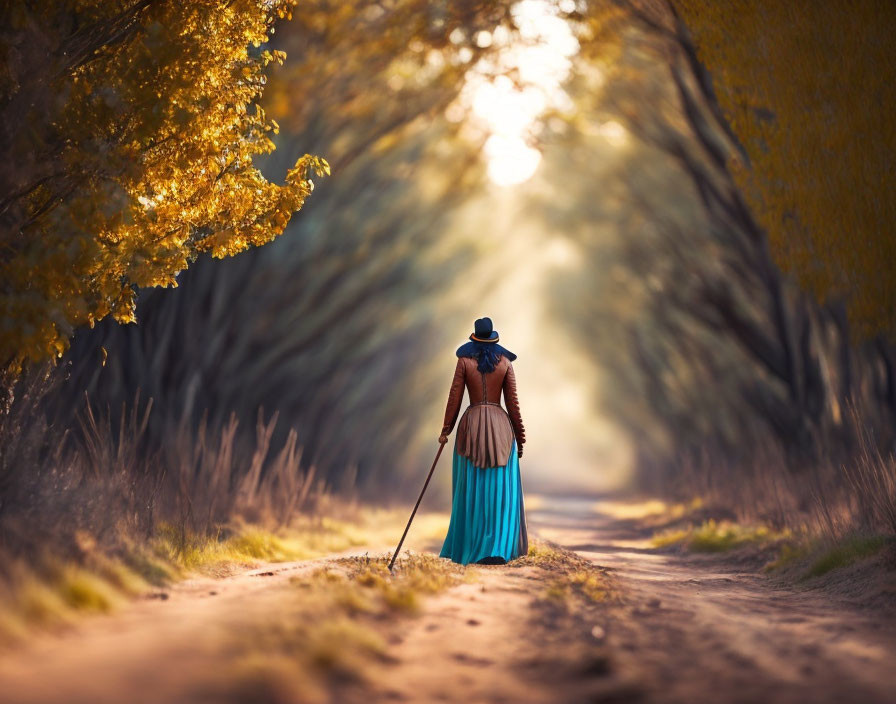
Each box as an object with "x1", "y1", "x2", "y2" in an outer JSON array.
[{"x1": 1, "y1": 0, "x2": 894, "y2": 613}]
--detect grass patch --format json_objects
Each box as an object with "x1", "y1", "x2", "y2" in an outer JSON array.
[
  {"x1": 544, "y1": 569, "x2": 611, "y2": 604},
  {"x1": 312, "y1": 551, "x2": 470, "y2": 615},
  {"x1": 804, "y1": 534, "x2": 892, "y2": 579},
  {"x1": 515, "y1": 538, "x2": 583, "y2": 569},
  {"x1": 0, "y1": 558, "x2": 139, "y2": 641},
  {"x1": 598, "y1": 496, "x2": 704, "y2": 521},
  {"x1": 15, "y1": 577, "x2": 75, "y2": 626},
  {"x1": 0, "y1": 506, "x2": 423, "y2": 644},
  {"x1": 55, "y1": 566, "x2": 123, "y2": 612},
  {"x1": 652, "y1": 519, "x2": 789, "y2": 552},
  {"x1": 514, "y1": 538, "x2": 615, "y2": 606},
  {"x1": 763, "y1": 541, "x2": 808, "y2": 572},
  {"x1": 764, "y1": 533, "x2": 892, "y2": 581},
  {"x1": 211, "y1": 551, "x2": 469, "y2": 700},
  {"x1": 149, "y1": 507, "x2": 444, "y2": 576},
  {"x1": 150, "y1": 522, "x2": 306, "y2": 574}
]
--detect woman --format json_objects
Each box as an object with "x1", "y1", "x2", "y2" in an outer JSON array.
[{"x1": 438, "y1": 316, "x2": 529, "y2": 565}]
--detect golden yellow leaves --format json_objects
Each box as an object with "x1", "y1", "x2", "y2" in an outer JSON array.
[
  {"x1": 188, "y1": 154, "x2": 329, "y2": 261},
  {"x1": 2, "y1": 0, "x2": 325, "y2": 374},
  {"x1": 290, "y1": 154, "x2": 332, "y2": 180},
  {"x1": 260, "y1": 49, "x2": 288, "y2": 67},
  {"x1": 673, "y1": 0, "x2": 896, "y2": 339},
  {"x1": 112, "y1": 287, "x2": 137, "y2": 325}
]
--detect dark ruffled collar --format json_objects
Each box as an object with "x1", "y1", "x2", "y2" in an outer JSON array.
[{"x1": 456, "y1": 340, "x2": 517, "y2": 362}]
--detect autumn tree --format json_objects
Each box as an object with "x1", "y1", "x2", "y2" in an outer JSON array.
[
  {"x1": 670, "y1": 0, "x2": 896, "y2": 340},
  {"x1": 534, "y1": 0, "x2": 896, "y2": 498},
  {"x1": 0, "y1": 0, "x2": 328, "y2": 375},
  {"x1": 45, "y1": 0, "x2": 526, "y2": 495}
]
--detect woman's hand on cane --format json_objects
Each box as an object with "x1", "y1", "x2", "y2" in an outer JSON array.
[{"x1": 438, "y1": 433, "x2": 448, "y2": 445}]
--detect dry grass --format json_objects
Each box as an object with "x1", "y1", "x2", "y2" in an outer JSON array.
[
  {"x1": 0, "y1": 363, "x2": 328, "y2": 562},
  {"x1": 763, "y1": 532, "x2": 894, "y2": 581},
  {"x1": 208, "y1": 551, "x2": 471, "y2": 703},
  {"x1": 514, "y1": 538, "x2": 616, "y2": 605},
  {"x1": 0, "y1": 363, "x2": 454, "y2": 643},
  {"x1": 825, "y1": 409, "x2": 896, "y2": 538},
  {"x1": 0, "y1": 363, "x2": 365, "y2": 640},
  {"x1": 0, "y1": 511, "x2": 408, "y2": 644},
  {"x1": 652, "y1": 519, "x2": 792, "y2": 553},
  {"x1": 206, "y1": 545, "x2": 617, "y2": 702},
  {"x1": 803, "y1": 535, "x2": 893, "y2": 578},
  {"x1": 146, "y1": 508, "x2": 411, "y2": 577},
  {"x1": 314, "y1": 551, "x2": 471, "y2": 614},
  {"x1": 646, "y1": 494, "x2": 895, "y2": 583},
  {"x1": 659, "y1": 403, "x2": 896, "y2": 566}
]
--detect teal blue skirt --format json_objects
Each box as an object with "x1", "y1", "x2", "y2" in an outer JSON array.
[{"x1": 439, "y1": 439, "x2": 529, "y2": 565}]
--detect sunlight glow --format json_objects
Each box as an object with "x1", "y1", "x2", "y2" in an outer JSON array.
[
  {"x1": 484, "y1": 134, "x2": 542, "y2": 186},
  {"x1": 449, "y1": 0, "x2": 580, "y2": 187},
  {"x1": 598, "y1": 120, "x2": 628, "y2": 147},
  {"x1": 545, "y1": 237, "x2": 581, "y2": 268}
]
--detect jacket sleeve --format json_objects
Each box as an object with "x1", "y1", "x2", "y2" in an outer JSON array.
[
  {"x1": 441, "y1": 357, "x2": 466, "y2": 436},
  {"x1": 502, "y1": 362, "x2": 526, "y2": 447}
]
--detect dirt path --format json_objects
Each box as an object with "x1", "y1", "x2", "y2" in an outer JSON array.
[
  {"x1": 0, "y1": 546, "x2": 397, "y2": 704},
  {"x1": 529, "y1": 496, "x2": 896, "y2": 704},
  {"x1": 0, "y1": 496, "x2": 894, "y2": 704}
]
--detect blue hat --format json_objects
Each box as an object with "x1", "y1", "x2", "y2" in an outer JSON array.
[
  {"x1": 456, "y1": 317, "x2": 517, "y2": 361},
  {"x1": 470, "y1": 316, "x2": 499, "y2": 342}
]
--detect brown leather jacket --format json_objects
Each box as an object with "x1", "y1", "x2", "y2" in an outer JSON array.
[{"x1": 441, "y1": 355, "x2": 525, "y2": 467}]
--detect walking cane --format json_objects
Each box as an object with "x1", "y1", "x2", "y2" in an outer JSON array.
[{"x1": 388, "y1": 442, "x2": 446, "y2": 573}]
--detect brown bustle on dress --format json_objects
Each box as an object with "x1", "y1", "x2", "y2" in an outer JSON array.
[{"x1": 441, "y1": 355, "x2": 526, "y2": 468}]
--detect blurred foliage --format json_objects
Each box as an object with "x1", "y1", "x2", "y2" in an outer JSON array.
[
  {"x1": 538, "y1": 5, "x2": 795, "y2": 467},
  {"x1": 537, "y1": 0, "x2": 896, "y2": 490},
  {"x1": 263, "y1": 0, "x2": 516, "y2": 172},
  {"x1": 0, "y1": 0, "x2": 328, "y2": 375},
  {"x1": 7, "y1": 0, "x2": 895, "y2": 514},
  {"x1": 671, "y1": 0, "x2": 896, "y2": 340},
  {"x1": 52, "y1": 0, "x2": 525, "y2": 496}
]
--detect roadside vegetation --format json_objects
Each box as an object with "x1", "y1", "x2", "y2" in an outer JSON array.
[
  {"x1": 763, "y1": 534, "x2": 895, "y2": 581},
  {"x1": 652, "y1": 519, "x2": 791, "y2": 554},
  {"x1": 650, "y1": 472, "x2": 896, "y2": 585},
  {"x1": 0, "y1": 501, "x2": 430, "y2": 643},
  {"x1": 0, "y1": 366, "x2": 454, "y2": 642}
]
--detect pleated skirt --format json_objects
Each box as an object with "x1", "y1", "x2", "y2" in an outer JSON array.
[{"x1": 439, "y1": 438, "x2": 529, "y2": 565}]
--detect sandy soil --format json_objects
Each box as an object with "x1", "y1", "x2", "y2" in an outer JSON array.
[
  {"x1": 0, "y1": 496, "x2": 894, "y2": 704},
  {"x1": 0, "y1": 547, "x2": 393, "y2": 704},
  {"x1": 529, "y1": 496, "x2": 896, "y2": 704}
]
